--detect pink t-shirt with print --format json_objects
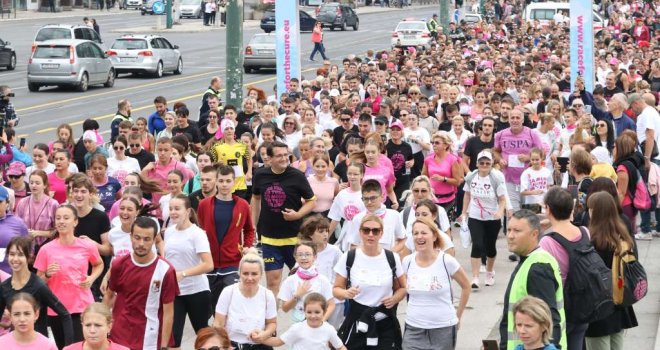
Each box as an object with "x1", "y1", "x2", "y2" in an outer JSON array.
[
  {"x1": 33, "y1": 238, "x2": 101, "y2": 316},
  {"x1": 364, "y1": 162, "x2": 395, "y2": 201},
  {"x1": 494, "y1": 126, "x2": 544, "y2": 184},
  {"x1": 0, "y1": 332, "x2": 57, "y2": 350}
]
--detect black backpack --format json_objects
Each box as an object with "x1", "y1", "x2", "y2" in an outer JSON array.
[{"x1": 547, "y1": 228, "x2": 615, "y2": 324}]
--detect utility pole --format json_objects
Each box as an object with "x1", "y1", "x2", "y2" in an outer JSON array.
[
  {"x1": 439, "y1": 0, "x2": 449, "y2": 35},
  {"x1": 166, "y1": 0, "x2": 173, "y2": 29},
  {"x1": 225, "y1": 0, "x2": 243, "y2": 107}
]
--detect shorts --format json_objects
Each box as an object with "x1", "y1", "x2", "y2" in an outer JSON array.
[{"x1": 261, "y1": 243, "x2": 296, "y2": 271}]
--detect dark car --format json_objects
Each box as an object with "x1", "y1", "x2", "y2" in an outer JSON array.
[
  {"x1": 260, "y1": 10, "x2": 316, "y2": 33},
  {"x1": 0, "y1": 38, "x2": 16, "y2": 71},
  {"x1": 315, "y1": 3, "x2": 359, "y2": 31}
]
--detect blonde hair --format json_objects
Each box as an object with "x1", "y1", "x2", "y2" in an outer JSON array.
[
  {"x1": 402, "y1": 175, "x2": 435, "y2": 205},
  {"x1": 82, "y1": 302, "x2": 113, "y2": 326},
  {"x1": 411, "y1": 217, "x2": 444, "y2": 250},
  {"x1": 512, "y1": 296, "x2": 553, "y2": 344},
  {"x1": 239, "y1": 248, "x2": 265, "y2": 275},
  {"x1": 360, "y1": 214, "x2": 384, "y2": 231},
  {"x1": 432, "y1": 131, "x2": 454, "y2": 153}
]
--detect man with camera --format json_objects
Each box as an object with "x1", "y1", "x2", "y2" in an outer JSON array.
[{"x1": 0, "y1": 86, "x2": 18, "y2": 129}]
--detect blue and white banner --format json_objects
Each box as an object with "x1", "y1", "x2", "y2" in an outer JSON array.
[
  {"x1": 276, "y1": 0, "x2": 301, "y2": 97},
  {"x1": 570, "y1": 0, "x2": 594, "y2": 92}
]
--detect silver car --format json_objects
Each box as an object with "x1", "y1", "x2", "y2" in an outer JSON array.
[
  {"x1": 107, "y1": 35, "x2": 183, "y2": 78},
  {"x1": 243, "y1": 33, "x2": 275, "y2": 73},
  {"x1": 27, "y1": 39, "x2": 115, "y2": 92},
  {"x1": 33, "y1": 24, "x2": 104, "y2": 50},
  {"x1": 180, "y1": 0, "x2": 202, "y2": 19}
]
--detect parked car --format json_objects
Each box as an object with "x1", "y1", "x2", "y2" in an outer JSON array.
[
  {"x1": 391, "y1": 20, "x2": 432, "y2": 49},
  {"x1": 123, "y1": 0, "x2": 141, "y2": 9},
  {"x1": 0, "y1": 38, "x2": 16, "y2": 71},
  {"x1": 27, "y1": 39, "x2": 115, "y2": 92},
  {"x1": 33, "y1": 24, "x2": 104, "y2": 51},
  {"x1": 260, "y1": 10, "x2": 316, "y2": 33},
  {"x1": 243, "y1": 33, "x2": 275, "y2": 73},
  {"x1": 315, "y1": 3, "x2": 359, "y2": 31},
  {"x1": 107, "y1": 34, "x2": 183, "y2": 78},
  {"x1": 141, "y1": 0, "x2": 165, "y2": 15},
  {"x1": 180, "y1": 0, "x2": 202, "y2": 18}
]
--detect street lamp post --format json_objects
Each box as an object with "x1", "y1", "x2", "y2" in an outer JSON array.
[
  {"x1": 439, "y1": 0, "x2": 449, "y2": 35},
  {"x1": 225, "y1": 0, "x2": 243, "y2": 107}
]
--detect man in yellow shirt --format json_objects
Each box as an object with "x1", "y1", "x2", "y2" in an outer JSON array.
[{"x1": 211, "y1": 119, "x2": 252, "y2": 199}]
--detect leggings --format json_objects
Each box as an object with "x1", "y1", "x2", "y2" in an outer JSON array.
[
  {"x1": 172, "y1": 290, "x2": 212, "y2": 347},
  {"x1": 49, "y1": 313, "x2": 83, "y2": 349},
  {"x1": 468, "y1": 218, "x2": 501, "y2": 259}
]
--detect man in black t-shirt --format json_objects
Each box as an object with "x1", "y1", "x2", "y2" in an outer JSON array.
[
  {"x1": 126, "y1": 132, "x2": 155, "y2": 170},
  {"x1": 603, "y1": 72, "x2": 624, "y2": 101},
  {"x1": 386, "y1": 120, "x2": 413, "y2": 207},
  {"x1": 251, "y1": 141, "x2": 316, "y2": 297},
  {"x1": 172, "y1": 106, "x2": 202, "y2": 151},
  {"x1": 463, "y1": 117, "x2": 496, "y2": 171},
  {"x1": 332, "y1": 108, "x2": 358, "y2": 148}
]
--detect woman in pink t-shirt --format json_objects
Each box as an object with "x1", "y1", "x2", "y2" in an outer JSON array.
[
  {"x1": 47, "y1": 149, "x2": 73, "y2": 204},
  {"x1": 15, "y1": 170, "x2": 59, "y2": 251},
  {"x1": 422, "y1": 131, "x2": 463, "y2": 220},
  {"x1": 362, "y1": 139, "x2": 398, "y2": 210},
  {"x1": 0, "y1": 293, "x2": 57, "y2": 350},
  {"x1": 34, "y1": 205, "x2": 104, "y2": 349},
  {"x1": 63, "y1": 303, "x2": 129, "y2": 350},
  {"x1": 308, "y1": 154, "x2": 339, "y2": 215}
]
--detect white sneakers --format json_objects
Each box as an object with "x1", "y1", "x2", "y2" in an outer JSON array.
[
  {"x1": 485, "y1": 272, "x2": 495, "y2": 286},
  {"x1": 635, "y1": 232, "x2": 653, "y2": 241},
  {"x1": 471, "y1": 277, "x2": 480, "y2": 289}
]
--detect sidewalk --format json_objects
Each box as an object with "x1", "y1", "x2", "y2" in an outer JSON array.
[
  {"x1": 0, "y1": 6, "x2": 131, "y2": 21},
  {"x1": 108, "y1": 3, "x2": 439, "y2": 33}
]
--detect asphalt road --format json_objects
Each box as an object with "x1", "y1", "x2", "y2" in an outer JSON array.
[{"x1": 0, "y1": 6, "x2": 432, "y2": 145}]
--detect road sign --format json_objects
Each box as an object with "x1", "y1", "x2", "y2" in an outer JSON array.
[{"x1": 152, "y1": 0, "x2": 164, "y2": 15}]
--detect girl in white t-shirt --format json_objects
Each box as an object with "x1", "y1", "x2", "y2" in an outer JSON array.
[
  {"x1": 298, "y1": 215, "x2": 344, "y2": 328},
  {"x1": 328, "y1": 162, "x2": 367, "y2": 251},
  {"x1": 520, "y1": 148, "x2": 553, "y2": 214},
  {"x1": 164, "y1": 194, "x2": 213, "y2": 349},
  {"x1": 258, "y1": 293, "x2": 346, "y2": 350},
  {"x1": 402, "y1": 217, "x2": 471, "y2": 350},
  {"x1": 278, "y1": 241, "x2": 335, "y2": 323}
]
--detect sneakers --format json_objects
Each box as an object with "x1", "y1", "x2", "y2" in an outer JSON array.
[
  {"x1": 485, "y1": 272, "x2": 495, "y2": 286},
  {"x1": 635, "y1": 232, "x2": 653, "y2": 241},
  {"x1": 471, "y1": 277, "x2": 480, "y2": 289},
  {"x1": 652, "y1": 231, "x2": 660, "y2": 238},
  {"x1": 480, "y1": 265, "x2": 487, "y2": 273}
]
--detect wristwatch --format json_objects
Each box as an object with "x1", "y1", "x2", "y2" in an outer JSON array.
[
  {"x1": 443, "y1": 176, "x2": 448, "y2": 183},
  {"x1": 182, "y1": 271, "x2": 188, "y2": 278}
]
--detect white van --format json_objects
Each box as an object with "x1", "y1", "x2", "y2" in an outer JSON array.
[{"x1": 523, "y1": 2, "x2": 607, "y2": 33}]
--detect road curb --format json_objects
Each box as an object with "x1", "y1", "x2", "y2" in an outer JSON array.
[
  {"x1": 0, "y1": 9, "x2": 135, "y2": 21},
  {"x1": 109, "y1": 4, "x2": 439, "y2": 34}
]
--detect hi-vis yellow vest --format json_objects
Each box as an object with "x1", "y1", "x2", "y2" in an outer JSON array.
[{"x1": 507, "y1": 249, "x2": 567, "y2": 350}]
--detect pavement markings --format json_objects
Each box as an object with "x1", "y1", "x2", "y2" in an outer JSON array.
[
  {"x1": 23, "y1": 67, "x2": 316, "y2": 137},
  {"x1": 16, "y1": 70, "x2": 221, "y2": 113}
]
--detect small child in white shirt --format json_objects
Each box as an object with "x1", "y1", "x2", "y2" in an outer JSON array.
[
  {"x1": 520, "y1": 148, "x2": 553, "y2": 213},
  {"x1": 257, "y1": 293, "x2": 347, "y2": 350}
]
